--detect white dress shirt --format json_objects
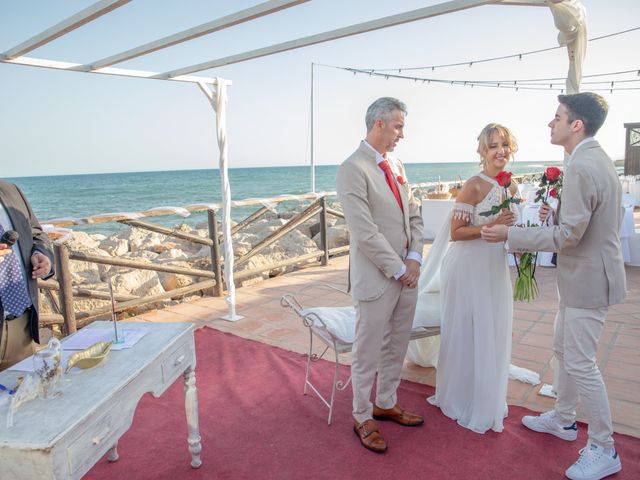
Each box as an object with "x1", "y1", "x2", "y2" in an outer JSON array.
[{"x1": 362, "y1": 140, "x2": 422, "y2": 279}]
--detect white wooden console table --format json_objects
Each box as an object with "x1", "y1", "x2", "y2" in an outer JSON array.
[{"x1": 0, "y1": 321, "x2": 201, "y2": 479}]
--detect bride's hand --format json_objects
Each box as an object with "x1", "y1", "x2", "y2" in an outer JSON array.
[{"x1": 492, "y1": 209, "x2": 516, "y2": 227}]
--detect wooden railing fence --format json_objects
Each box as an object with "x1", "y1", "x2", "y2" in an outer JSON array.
[{"x1": 37, "y1": 194, "x2": 348, "y2": 336}]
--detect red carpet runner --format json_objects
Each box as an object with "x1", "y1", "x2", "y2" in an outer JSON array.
[{"x1": 87, "y1": 327, "x2": 639, "y2": 479}]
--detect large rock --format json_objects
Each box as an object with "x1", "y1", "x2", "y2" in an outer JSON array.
[
  {"x1": 313, "y1": 225, "x2": 350, "y2": 250},
  {"x1": 110, "y1": 269, "x2": 164, "y2": 297},
  {"x1": 66, "y1": 231, "x2": 101, "y2": 252},
  {"x1": 157, "y1": 260, "x2": 198, "y2": 291},
  {"x1": 100, "y1": 235, "x2": 129, "y2": 256},
  {"x1": 69, "y1": 247, "x2": 110, "y2": 284}
]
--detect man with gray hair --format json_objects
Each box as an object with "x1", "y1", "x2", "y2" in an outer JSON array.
[{"x1": 337, "y1": 97, "x2": 424, "y2": 453}]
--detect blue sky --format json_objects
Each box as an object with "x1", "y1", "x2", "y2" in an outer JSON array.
[{"x1": 1, "y1": 0, "x2": 639, "y2": 178}]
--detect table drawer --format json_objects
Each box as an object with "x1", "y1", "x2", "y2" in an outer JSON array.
[
  {"x1": 67, "y1": 404, "x2": 120, "y2": 475},
  {"x1": 161, "y1": 340, "x2": 194, "y2": 384}
]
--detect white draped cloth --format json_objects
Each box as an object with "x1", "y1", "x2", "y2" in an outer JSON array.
[{"x1": 548, "y1": 0, "x2": 587, "y2": 94}]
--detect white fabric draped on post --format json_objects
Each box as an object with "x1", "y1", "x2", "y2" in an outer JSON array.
[
  {"x1": 198, "y1": 80, "x2": 243, "y2": 321},
  {"x1": 548, "y1": 0, "x2": 587, "y2": 94}
]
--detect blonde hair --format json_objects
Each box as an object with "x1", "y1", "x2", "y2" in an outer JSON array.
[{"x1": 477, "y1": 123, "x2": 518, "y2": 165}]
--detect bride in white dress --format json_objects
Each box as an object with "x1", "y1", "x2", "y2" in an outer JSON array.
[{"x1": 409, "y1": 123, "x2": 519, "y2": 434}]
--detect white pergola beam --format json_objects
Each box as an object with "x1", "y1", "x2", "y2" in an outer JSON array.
[
  {"x1": 491, "y1": 0, "x2": 547, "y2": 5},
  {"x1": 160, "y1": 0, "x2": 496, "y2": 78},
  {"x1": 84, "y1": 0, "x2": 310, "y2": 71},
  {"x1": 0, "y1": 55, "x2": 229, "y2": 86},
  {"x1": 0, "y1": 0, "x2": 131, "y2": 60}
]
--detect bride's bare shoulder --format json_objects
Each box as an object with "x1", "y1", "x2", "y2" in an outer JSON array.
[{"x1": 456, "y1": 176, "x2": 484, "y2": 204}]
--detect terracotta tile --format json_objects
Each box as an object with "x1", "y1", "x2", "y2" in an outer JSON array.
[
  {"x1": 530, "y1": 322, "x2": 554, "y2": 336},
  {"x1": 607, "y1": 346, "x2": 640, "y2": 365},
  {"x1": 519, "y1": 332, "x2": 554, "y2": 349},
  {"x1": 513, "y1": 319, "x2": 535, "y2": 332},
  {"x1": 513, "y1": 309, "x2": 544, "y2": 322},
  {"x1": 609, "y1": 399, "x2": 640, "y2": 431},
  {"x1": 512, "y1": 344, "x2": 554, "y2": 364},
  {"x1": 507, "y1": 379, "x2": 536, "y2": 401},
  {"x1": 603, "y1": 377, "x2": 640, "y2": 404},
  {"x1": 603, "y1": 359, "x2": 640, "y2": 382},
  {"x1": 614, "y1": 333, "x2": 640, "y2": 348}
]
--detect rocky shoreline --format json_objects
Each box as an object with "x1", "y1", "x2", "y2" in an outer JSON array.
[{"x1": 43, "y1": 186, "x2": 445, "y2": 323}]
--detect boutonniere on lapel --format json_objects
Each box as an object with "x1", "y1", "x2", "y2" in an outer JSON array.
[{"x1": 396, "y1": 175, "x2": 407, "y2": 186}]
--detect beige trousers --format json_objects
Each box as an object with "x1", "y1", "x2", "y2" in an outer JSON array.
[
  {"x1": 553, "y1": 304, "x2": 614, "y2": 448},
  {"x1": 0, "y1": 313, "x2": 34, "y2": 372},
  {"x1": 351, "y1": 279, "x2": 418, "y2": 424}
]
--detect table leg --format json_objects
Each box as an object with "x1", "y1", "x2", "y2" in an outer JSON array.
[
  {"x1": 107, "y1": 441, "x2": 119, "y2": 462},
  {"x1": 184, "y1": 366, "x2": 202, "y2": 468}
]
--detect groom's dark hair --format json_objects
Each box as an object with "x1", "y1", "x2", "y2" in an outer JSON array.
[{"x1": 558, "y1": 92, "x2": 608, "y2": 137}]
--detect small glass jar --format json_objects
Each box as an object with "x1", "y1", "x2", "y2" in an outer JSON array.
[{"x1": 33, "y1": 338, "x2": 62, "y2": 399}]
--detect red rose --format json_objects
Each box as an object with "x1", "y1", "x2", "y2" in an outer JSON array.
[
  {"x1": 549, "y1": 188, "x2": 557, "y2": 198},
  {"x1": 546, "y1": 167, "x2": 561, "y2": 182},
  {"x1": 397, "y1": 175, "x2": 406, "y2": 185},
  {"x1": 495, "y1": 171, "x2": 513, "y2": 188}
]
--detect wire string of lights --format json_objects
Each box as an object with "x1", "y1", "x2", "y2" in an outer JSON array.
[
  {"x1": 368, "y1": 26, "x2": 640, "y2": 72},
  {"x1": 316, "y1": 26, "x2": 640, "y2": 92}
]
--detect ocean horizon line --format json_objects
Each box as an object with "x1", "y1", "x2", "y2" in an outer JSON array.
[{"x1": 5, "y1": 160, "x2": 567, "y2": 181}]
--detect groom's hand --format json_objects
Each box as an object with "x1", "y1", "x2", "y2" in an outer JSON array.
[
  {"x1": 481, "y1": 224, "x2": 509, "y2": 243},
  {"x1": 400, "y1": 259, "x2": 420, "y2": 288}
]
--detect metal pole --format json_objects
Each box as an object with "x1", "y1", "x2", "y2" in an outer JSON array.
[{"x1": 310, "y1": 62, "x2": 315, "y2": 193}]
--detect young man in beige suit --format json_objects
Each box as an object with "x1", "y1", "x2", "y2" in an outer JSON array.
[
  {"x1": 482, "y1": 92, "x2": 625, "y2": 480},
  {"x1": 337, "y1": 97, "x2": 424, "y2": 454}
]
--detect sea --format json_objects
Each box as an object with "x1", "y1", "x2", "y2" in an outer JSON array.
[{"x1": 6, "y1": 162, "x2": 562, "y2": 233}]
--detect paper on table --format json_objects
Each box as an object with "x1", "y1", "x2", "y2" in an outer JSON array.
[
  {"x1": 7, "y1": 350, "x2": 75, "y2": 373},
  {"x1": 60, "y1": 327, "x2": 149, "y2": 351}
]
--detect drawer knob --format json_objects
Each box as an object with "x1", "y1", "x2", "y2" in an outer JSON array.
[
  {"x1": 174, "y1": 354, "x2": 185, "y2": 366},
  {"x1": 92, "y1": 426, "x2": 111, "y2": 445}
]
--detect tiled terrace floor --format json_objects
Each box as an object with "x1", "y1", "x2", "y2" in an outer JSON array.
[{"x1": 132, "y1": 251, "x2": 640, "y2": 438}]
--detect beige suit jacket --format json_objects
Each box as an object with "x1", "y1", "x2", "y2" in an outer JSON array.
[
  {"x1": 508, "y1": 141, "x2": 626, "y2": 308},
  {"x1": 337, "y1": 142, "x2": 424, "y2": 301}
]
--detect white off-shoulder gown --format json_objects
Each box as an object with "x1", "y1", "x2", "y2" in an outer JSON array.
[{"x1": 425, "y1": 173, "x2": 514, "y2": 434}]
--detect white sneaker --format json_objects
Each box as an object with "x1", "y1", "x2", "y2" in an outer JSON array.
[
  {"x1": 565, "y1": 442, "x2": 622, "y2": 480},
  {"x1": 521, "y1": 410, "x2": 578, "y2": 441}
]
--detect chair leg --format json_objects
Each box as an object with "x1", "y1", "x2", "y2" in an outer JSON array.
[
  {"x1": 326, "y1": 346, "x2": 341, "y2": 425},
  {"x1": 303, "y1": 328, "x2": 314, "y2": 395}
]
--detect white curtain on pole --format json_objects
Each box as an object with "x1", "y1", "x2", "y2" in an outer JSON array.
[
  {"x1": 548, "y1": 0, "x2": 587, "y2": 94},
  {"x1": 198, "y1": 80, "x2": 243, "y2": 321}
]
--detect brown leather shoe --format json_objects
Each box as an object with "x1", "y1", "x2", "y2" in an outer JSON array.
[
  {"x1": 353, "y1": 419, "x2": 387, "y2": 454},
  {"x1": 372, "y1": 403, "x2": 424, "y2": 426}
]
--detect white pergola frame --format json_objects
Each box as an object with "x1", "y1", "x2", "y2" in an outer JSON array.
[{"x1": 2, "y1": 0, "x2": 577, "y2": 321}]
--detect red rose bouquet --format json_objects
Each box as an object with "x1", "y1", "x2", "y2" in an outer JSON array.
[
  {"x1": 535, "y1": 166, "x2": 563, "y2": 204},
  {"x1": 479, "y1": 171, "x2": 521, "y2": 217},
  {"x1": 514, "y1": 167, "x2": 563, "y2": 302}
]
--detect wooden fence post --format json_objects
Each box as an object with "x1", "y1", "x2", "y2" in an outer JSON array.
[
  {"x1": 319, "y1": 196, "x2": 329, "y2": 266},
  {"x1": 54, "y1": 243, "x2": 76, "y2": 335},
  {"x1": 208, "y1": 209, "x2": 224, "y2": 297}
]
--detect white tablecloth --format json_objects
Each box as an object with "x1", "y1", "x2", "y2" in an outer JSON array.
[
  {"x1": 619, "y1": 205, "x2": 635, "y2": 263},
  {"x1": 421, "y1": 199, "x2": 455, "y2": 240}
]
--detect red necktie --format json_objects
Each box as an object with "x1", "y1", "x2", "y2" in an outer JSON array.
[{"x1": 379, "y1": 160, "x2": 403, "y2": 212}]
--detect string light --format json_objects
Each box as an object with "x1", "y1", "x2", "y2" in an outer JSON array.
[
  {"x1": 366, "y1": 26, "x2": 639, "y2": 72},
  {"x1": 319, "y1": 64, "x2": 640, "y2": 93}
]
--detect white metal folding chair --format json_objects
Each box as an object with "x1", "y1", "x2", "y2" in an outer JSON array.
[{"x1": 280, "y1": 283, "x2": 440, "y2": 425}]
